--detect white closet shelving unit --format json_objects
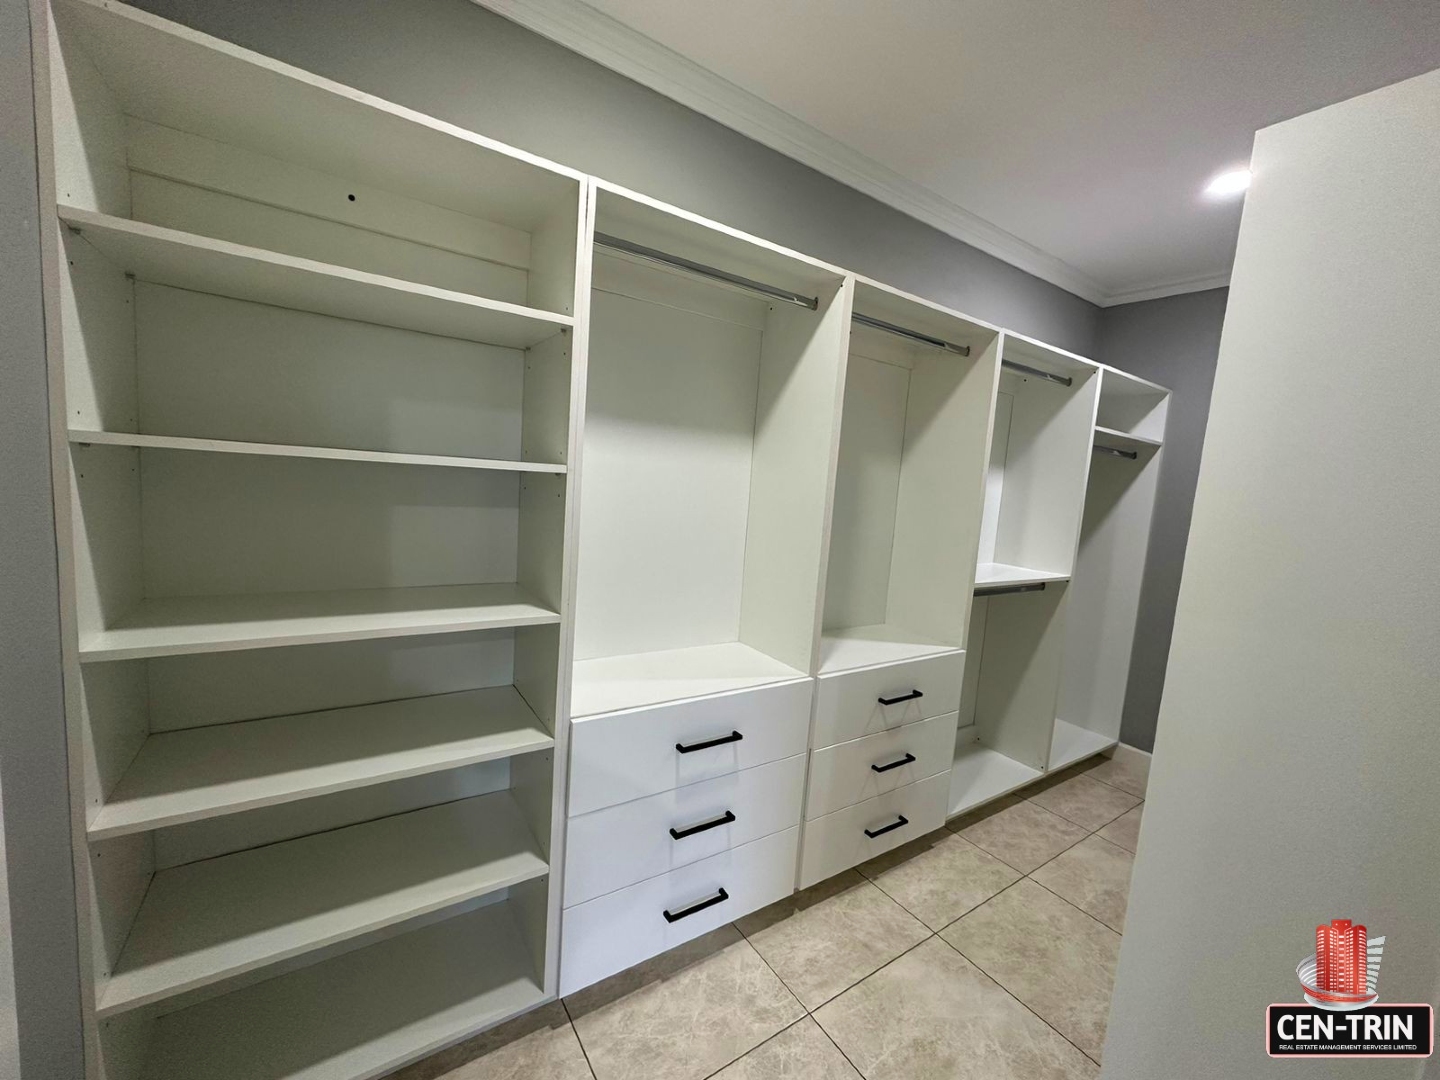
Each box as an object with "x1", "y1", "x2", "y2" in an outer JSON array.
[
  {"x1": 950, "y1": 336, "x2": 1102, "y2": 816},
  {"x1": 35, "y1": 1, "x2": 588, "y2": 1077},
  {"x1": 1051, "y1": 368, "x2": 1169, "y2": 768},
  {"x1": 31, "y1": 0, "x2": 1172, "y2": 1069}
]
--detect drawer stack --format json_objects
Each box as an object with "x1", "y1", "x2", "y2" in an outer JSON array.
[
  {"x1": 799, "y1": 652, "x2": 964, "y2": 887},
  {"x1": 559, "y1": 679, "x2": 811, "y2": 995}
]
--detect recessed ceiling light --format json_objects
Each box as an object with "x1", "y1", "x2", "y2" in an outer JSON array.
[{"x1": 1205, "y1": 168, "x2": 1252, "y2": 198}]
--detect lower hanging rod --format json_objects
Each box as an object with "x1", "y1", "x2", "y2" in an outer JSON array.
[
  {"x1": 593, "y1": 232, "x2": 819, "y2": 310},
  {"x1": 1094, "y1": 444, "x2": 1138, "y2": 460},
  {"x1": 1002, "y1": 358, "x2": 1072, "y2": 387},
  {"x1": 852, "y1": 312, "x2": 970, "y2": 356},
  {"x1": 974, "y1": 582, "x2": 1047, "y2": 597}
]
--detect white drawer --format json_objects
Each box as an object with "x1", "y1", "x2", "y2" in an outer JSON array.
[
  {"x1": 813, "y1": 651, "x2": 963, "y2": 749},
  {"x1": 804, "y1": 712, "x2": 958, "y2": 820},
  {"x1": 564, "y1": 754, "x2": 806, "y2": 907},
  {"x1": 568, "y1": 678, "x2": 812, "y2": 816},
  {"x1": 559, "y1": 826, "x2": 798, "y2": 996},
  {"x1": 798, "y1": 771, "x2": 950, "y2": 888}
]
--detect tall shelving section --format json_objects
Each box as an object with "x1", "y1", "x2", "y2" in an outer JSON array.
[
  {"x1": 1051, "y1": 368, "x2": 1169, "y2": 767},
  {"x1": 560, "y1": 182, "x2": 850, "y2": 994},
  {"x1": 950, "y1": 335, "x2": 1101, "y2": 815},
  {"x1": 34, "y1": 1, "x2": 588, "y2": 1077}
]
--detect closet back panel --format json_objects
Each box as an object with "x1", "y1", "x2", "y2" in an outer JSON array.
[
  {"x1": 573, "y1": 277, "x2": 765, "y2": 660},
  {"x1": 1056, "y1": 448, "x2": 1162, "y2": 739}
]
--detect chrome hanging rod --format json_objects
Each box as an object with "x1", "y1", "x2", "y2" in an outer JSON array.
[
  {"x1": 593, "y1": 232, "x2": 819, "y2": 310},
  {"x1": 1094, "y1": 444, "x2": 1138, "y2": 461},
  {"x1": 1002, "y1": 358, "x2": 1072, "y2": 387},
  {"x1": 851, "y1": 312, "x2": 971, "y2": 356},
  {"x1": 974, "y1": 581, "x2": 1047, "y2": 598}
]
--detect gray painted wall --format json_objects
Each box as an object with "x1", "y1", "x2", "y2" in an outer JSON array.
[
  {"x1": 0, "y1": 0, "x2": 86, "y2": 1077},
  {"x1": 1097, "y1": 289, "x2": 1228, "y2": 752}
]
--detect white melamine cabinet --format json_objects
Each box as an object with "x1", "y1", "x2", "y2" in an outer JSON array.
[{"x1": 32, "y1": 2, "x2": 1170, "y2": 1069}]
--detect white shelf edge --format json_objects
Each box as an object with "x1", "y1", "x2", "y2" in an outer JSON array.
[
  {"x1": 88, "y1": 687, "x2": 554, "y2": 841},
  {"x1": 95, "y1": 791, "x2": 548, "y2": 1018},
  {"x1": 974, "y1": 562, "x2": 1071, "y2": 590},
  {"x1": 70, "y1": 430, "x2": 567, "y2": 474},
  {"x1": 1094, "y1": 425, "x2": 1162, "y2": 451}
]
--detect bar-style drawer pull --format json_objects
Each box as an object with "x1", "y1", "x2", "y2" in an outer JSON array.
[
  {"x1": 877, "y1": 689, "x2": 923, "y2": 706},
  {"x1": 871, "y1": 752, "x2": 917, "y2": 774},
  {"x1": 675, "y1": 730, "x2": 743, "y2": 754},
  {"x1": 663, "y1": 887, "x2": 729, "y2": 923},
  {"x1": 864, "y1": 814, "x2": 909, "y2": 839},
  {"x1": 670, "y1": 810, "x2": 736, "y2": 840}
]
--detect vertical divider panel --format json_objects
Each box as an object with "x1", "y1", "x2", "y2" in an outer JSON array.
[{"x1": 738, "y1": 280, "x2": 854, "y2": 675}]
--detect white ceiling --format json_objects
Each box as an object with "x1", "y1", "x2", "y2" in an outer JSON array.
[{"x1": 481, "y1": 0, "x2": 1440, "y2": 305}]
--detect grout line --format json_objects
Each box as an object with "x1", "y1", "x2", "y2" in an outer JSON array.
[
  {"x1": 697, "y1": 1017, "x2": 804, "y2": 1080},
  {"x1": 1025, "y1": 874, "x2": 1126, "y2": 938},
  {"x1": 731, "y1": 920, "x2": 809, "y2": 1014},
  {"x1": 559, "y1": 996, "x2": 600, "y2": 1080}
]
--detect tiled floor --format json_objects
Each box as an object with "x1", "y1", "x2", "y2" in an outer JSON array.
[{"x1": 389, "y1": 753, "x2": 1148, "y2": 1080}]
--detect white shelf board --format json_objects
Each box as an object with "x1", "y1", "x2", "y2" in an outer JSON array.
[
  {"x1": 819, "y1": 623, "x2": 961, "y2": 675},
  {"x1": 1094, "y1": 426, "x2": 1162, "y2": 453},
  {"x1": 89, "y1": 687, "x2": 552, "y2": 840},
  {"x1": 58, "y1": 207, "x2": 572, "y2": 349},
  {"x1": 975, "y1": 562, "x2": 1071, "y2": 590},
  {"x1": 571, "y1": 641, "x2": 807, "y2": 718},
  {"x1": 70, "y1": 430, "x2": 566, "y2": 474},
  {"x1": 141, "y1": 900, "x2": 546, "y2": 1080},
  {"x1": 97, "y1": 791, "x2": 547, "y2": 1018},
  {"x1": 948, "y1": 740, "x2": 1044, "y2": 818},
  {"x1": 78, "y1": 583, "x2": 560, "y2": 663},
  {"x1": 1049, "y1": 718, "x2": 1117, "y2": 772}
]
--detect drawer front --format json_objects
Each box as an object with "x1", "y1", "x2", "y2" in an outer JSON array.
[
  {"x1": 804, "y1": 712, "x2": 958, "y2": 820},
  {"x1": 564, "y1": 754, "x2": 806, "y2": 907},
  {"x1": 798, "y1": 771, "x2": 949, "y2": 889},
  {"x1": 813, "y1": 651, "x2": 963, "y2": 749},
  {"x1": 569, "y1": 679, "x2": 812, "y2": 816},
  {"x1": 560, "y1": 826, "x2": 798, "y2": 996}
]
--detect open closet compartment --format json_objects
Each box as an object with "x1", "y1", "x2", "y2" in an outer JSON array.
[
  {"x1": 975, "y1": 334, "x2": 1100, "y2": 588},
  {"x1": 38, "y1": 3, "x2": 586, "y2": 1077},
  {"x1": 570, "y1": 182, "x2": 851, "y2": 718},
  {"x1": 1051, "y1": 368, "x2": 1169, "y2": 769},
  {"x1": 819, "y1": 281, "x2": 1001, "y2": 674}
]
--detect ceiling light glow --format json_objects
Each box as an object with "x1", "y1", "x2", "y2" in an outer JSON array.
[{"x1": 1205, "y1": 168, "x2": 1252, "y2": 198}]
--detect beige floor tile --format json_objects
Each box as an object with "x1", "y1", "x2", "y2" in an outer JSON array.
[
  {"x1": 942, "y1": 879, "x2": 1120, "y2": 1062},
  {"x1": 565, "y1": 926, "x2": 802, "y2": 1080},
  {"x1": 385, "y1": 1000, "x2": 592, "y2": 1080},
  {"x1": 736, "y1": 870, "x2": 928, "y2": 1009},
  {"x1": 946, "y1": 793, "x2": 1023, "y2": 833},
  {"x1": 711, "y1": 1018, "x2": 861, "y2": 1080},
  {"x1": 1096, "y1": 804, "x2": 1143, "y2": 853},
  {"x1": 1026, "y1": 774, "x2": 1141, "y2": 831},
  {"x1": 859, "y1": 830, "x2": 1021, "y2": 931},
  {"x1": 954, "y1": 797, "x2": 1090, "y2": 873},
  {"x1": 814, "y1": 937, "x2": 1097, "y2": 1080},
  {"x1": 1031, "y1": 835, "x2": 1135, "y2": 932},
  {"x1": 1080, "y1": 753, "x2": 1150, "y2": 798}
]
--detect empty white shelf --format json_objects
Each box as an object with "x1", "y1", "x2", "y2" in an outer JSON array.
[
  {"x1": 571, "y1": 641, "x2": 807, "y2": 718},
  {"x1": 89, "y1": 687, "x2": 552, "y2": 840},
  {"x1": 1094, "y1": 426, "x2": 1161, "y2": 454},
  {"x1": 819, "y1": 623, "x2": 961, "y2": 674},
  {"x1": 975, "y1": 562, "x2": 1071, "y2": 589},
  {"x1": 97, "y1": 791, "x2": 547, "y2": 1017},
  {"x1": 1049, "y1": 718, "x2": 1117, "y2": 772},
  {"x1": 78, "y1": 583, "x2": 560, "y2": 663},
  {"x1": 140, "y1": 900, "x2": 546, "y2": 1080},
  {"x1": 58, "y1": 207, "x2": 572, "y2": 349},
  {"x1": 948, "y1": 741, "x2": 1044, "y2": 818},
  {"x1": 70, "y1": 430, "x2": 566, "y2": 474}
]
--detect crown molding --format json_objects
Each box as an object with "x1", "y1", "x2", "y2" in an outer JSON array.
[
  {"x1": 1103, "y1": 270, "x2": 1231, "y2": 307},
  {"x1": 475, "y1": 0, "x2": 1229, "y2": 308}
]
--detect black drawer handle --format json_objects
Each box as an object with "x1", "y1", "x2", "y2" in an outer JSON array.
[
  {"x1": 871, "y1": 752, "x2": 917, "y2": 774},
  {"x1": 663, "y1": 887, "x2": 729, "y2": 923},
  {"x1": 676, "y1": 730, "x2": 743, "y2": 754},
  {"x1": 865, "y1": 814, "x2": 909, "y2": 839},
  {"x1": 877, "y1": 689, "x2": 923, "y2": 706},
  {"x1": 670, "y1": 810, "x2": 736, "y2": 840}
]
